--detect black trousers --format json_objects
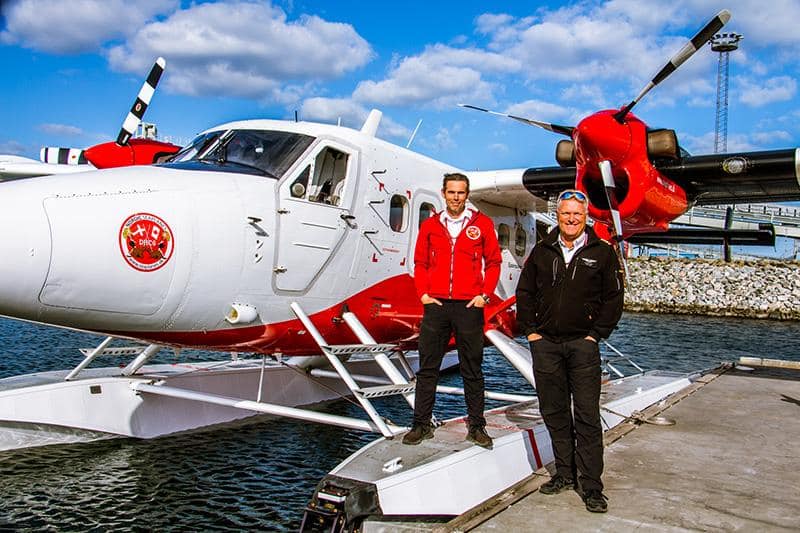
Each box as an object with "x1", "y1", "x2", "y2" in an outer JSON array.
[
  {"x1": 413, "y1": 300, "x2": 486, "y2": 428},
  {"x1": 531, "y1": 337, "x2": 603, "y2": 491}
]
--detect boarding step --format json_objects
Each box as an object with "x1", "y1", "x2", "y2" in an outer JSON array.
[
  {"x1": 322, "y1": 343, "x2": 396, "y2": 357},
  {"x1": 354, "y1": 382, "x2": 417, "y2": 399},
  {"x1": 79, "y1": 346, "x2": 146, "y2": 357}
]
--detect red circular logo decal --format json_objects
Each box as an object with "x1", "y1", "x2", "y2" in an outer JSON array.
[
  {"x1": 466, "y1": 226, "x2": 481, "y2": 240},
  {"x1": 119, "y1": 213, "x2": 174, "y2": 272}
]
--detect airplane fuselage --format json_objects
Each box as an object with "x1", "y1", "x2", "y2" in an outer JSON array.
[{"x1": 0, "y1": 118, "x2": 530, "y2": 354}]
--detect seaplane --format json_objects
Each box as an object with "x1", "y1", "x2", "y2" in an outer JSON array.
[{"x1": 0, "y1": 8, "x2": 798, "y2": 530}]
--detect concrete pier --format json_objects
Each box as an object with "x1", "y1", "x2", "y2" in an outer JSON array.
[{"x1": 443, "y1": 362, "x2": 800, "y2": 532}]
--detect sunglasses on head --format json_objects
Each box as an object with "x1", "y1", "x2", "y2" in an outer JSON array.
[{"x1": 557, "y1": 189, "x2": 587, "y2": 202}]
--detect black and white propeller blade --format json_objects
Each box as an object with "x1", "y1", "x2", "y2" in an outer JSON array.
[
  {"x1": 614, "y1": 9, "x2": 731, "y2": 123},
  {"x1": 40, "y1": 147, "x2": 88, "y2": 165},
  {"x1": 458, "y1": 104, "x2": 574, "y2": 137},
  {"x1": 598, "y1": 160, "x2": 629, "y2": 277},
  {"x1": 116, "y1": 57, "x2": 166, "y2": 146}
]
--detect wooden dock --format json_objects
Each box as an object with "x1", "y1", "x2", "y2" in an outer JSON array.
[{"x1": 437, "y1": 360, "x2": 800, "y2": 532}]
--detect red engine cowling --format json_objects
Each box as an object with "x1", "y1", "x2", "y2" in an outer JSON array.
[
  {"x1": 573, "y1": 110, "x2": 688, "y2": 236},
  {"x1": 84, "y1": 139, "x2": 180, "y2": 169}
]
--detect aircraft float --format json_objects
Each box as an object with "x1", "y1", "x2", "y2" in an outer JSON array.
[{"x1": 0, "y1": 9, "x2": 798, "y2": 530}]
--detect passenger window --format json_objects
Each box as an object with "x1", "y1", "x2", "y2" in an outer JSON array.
[
  {"x1": 498, "y1": 224, "x2": 510, "y2": 247},
  {"x1": 390, "y1": 195, "x2": 409, "y2": 232},
  {"x1": 514, "y1": 225, "x2": 527, "y2": 256},
  {"x1": 419, "y1": 202, "x2": 436, "y2": 227},
  {"x1": 309, "y1": 147, "x2": 348, "y2": 205}
]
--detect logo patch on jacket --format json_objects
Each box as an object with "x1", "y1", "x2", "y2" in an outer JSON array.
[
  {"x1": 465, "y1": 226, "x2": 481, "y2": 240},
  {"x1": 579, "y1": 257, "x2": 598, "y2": 268}
]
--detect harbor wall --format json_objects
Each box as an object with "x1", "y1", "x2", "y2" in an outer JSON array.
[{"x1": 624, "y1": 257, "x2": 800, "y2": 320}]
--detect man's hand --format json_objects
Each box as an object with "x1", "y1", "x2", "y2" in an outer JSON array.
[
  {"x1": 466, "y1": 295, "x2": 486, "y2": 308},
  {"x1": 527, "y1": 333, "x2": 542, "y2": 341},
  {"x1": 421, "y1": 294, "x2": 443, "y2": 306},
  {"x1": 584, "y1": 335, "x2": 597, "y2": 343}
]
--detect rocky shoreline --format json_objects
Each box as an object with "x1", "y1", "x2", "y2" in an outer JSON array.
[{"x1": 624, "y1": 257, "x2": 800, "y2": 321}]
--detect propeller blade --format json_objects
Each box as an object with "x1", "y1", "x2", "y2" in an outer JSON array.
[
  {"x1": 458, "y1": 104, "x2": 574, "y2": 137},
  {"x1": 116, "y1": 57, "x2": 167, "y2": 146},
  {"x1": 615, "y1": 9, "x2": 731, "y2": 122},
  {"x1": 40, "y1": 146, "x2": 88, "y2": 165},
  {"x1": 598, "y1": 160, "x2": 629, "y2": 278}
]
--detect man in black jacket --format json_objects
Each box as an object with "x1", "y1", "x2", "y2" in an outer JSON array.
[{"x1": 516, "y1": 189, "x2": 623, "y2": 513}]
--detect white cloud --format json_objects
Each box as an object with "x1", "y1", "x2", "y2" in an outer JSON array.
[
  {"x1": 0, "y1": 0, "x2": 176, "y2": 53},
  {"x1": 300, "y1": 97, "x2": 411, "y2": 140},
  {"x1": 0, "y1": 140, "x2": 27, "y2": 155},
  {"x1": 751, "y1": 130, "x2": 793, "y2": 145},
  {"x1": 489, "y1": 142, "x2": 508, "y2": 153},
  {"x1": 38, "y1": 123, "x2": 85, "y2": 137},
  {"x1": 107, "y1": 1, "x2": 373, "y2": 100},
  {"x1": 352, "y1": 44, "x2": 519, "y2": 108},
  {"x1": 738, "y1": 76, "x2": 797, "y2": 107},
  {"x1": 506, "y1": 99, "x2": 573, "y2": 124}
]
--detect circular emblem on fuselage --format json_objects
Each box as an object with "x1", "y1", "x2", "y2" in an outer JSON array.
[
  {"x1": 119, "y1": 213, "x2": 174, "y2": 272},
  {"x1": 466, "y1": 225, "x2": 481, "y2": 240},
  {"x1": 722, "y1": 157, "x2": 747, "y2": 174}
]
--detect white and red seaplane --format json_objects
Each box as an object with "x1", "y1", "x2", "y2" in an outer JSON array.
[{"x1": 1, "y1": 8, "x2": 799, "y2": 529}]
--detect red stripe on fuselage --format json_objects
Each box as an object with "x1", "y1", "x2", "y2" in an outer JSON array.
[{"x1": 107, "y1": 274, "x2": 512, "y2": 355}]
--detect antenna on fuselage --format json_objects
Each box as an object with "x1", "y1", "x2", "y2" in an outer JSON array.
[
  {"x1": 294, "y1": 110, "x2": 298, "y2": 122},
  {"x1": 361, "y1": 109, "x2": 382, "y2": 138},
  {"x1": 406, "y1": 119, "x2": 423, "y2": 148}
]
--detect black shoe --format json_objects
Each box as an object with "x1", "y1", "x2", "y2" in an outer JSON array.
[
  {"x1": 539, "y1": 475, "x2": 575, "y2": 495},
  {"x1": 402, "y1": 423, "x2": 433, "y2": 445},
  {"x1": 466, "y1": 426, "x2": 493, "y2": 448},
  {"x1": 582, "y1": 489, "x2": 608, "y2": 513}
]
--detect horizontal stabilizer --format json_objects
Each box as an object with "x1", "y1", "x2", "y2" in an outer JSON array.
[{"x1": 628, "y1": 224, "x2": 776, "y2": 246}]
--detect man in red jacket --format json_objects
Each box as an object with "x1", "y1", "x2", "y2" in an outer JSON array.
[{"x1": 404, "y1": 172, "x2": 502, "y2": 448}]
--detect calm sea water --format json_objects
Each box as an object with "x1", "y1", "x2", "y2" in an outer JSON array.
[{"x1": 0, "y1": 313, "x2": 798, "y2": 531}]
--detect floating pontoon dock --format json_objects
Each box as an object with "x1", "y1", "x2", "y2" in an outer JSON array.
[{"x1": 437, "y1": 358, "x2": 800, "y2": 532}]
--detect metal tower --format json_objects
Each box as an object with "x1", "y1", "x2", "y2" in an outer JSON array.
[{"x1": 711, "y1": 32, "x2": 743, "y2": 154}]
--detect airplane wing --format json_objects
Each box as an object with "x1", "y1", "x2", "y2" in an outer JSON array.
[
  {"x1": 658, "y1": 148, "x2": 800, "y2": 205},
  {"x1": 470, "y1": 148, "x2": 800, "y2": 212},
  {"x1": 0, "y1": 155, "x2": 96, "y2": 181},
  {"x1": 469, "y1": 168, "x2": 573, "y2": 211}
]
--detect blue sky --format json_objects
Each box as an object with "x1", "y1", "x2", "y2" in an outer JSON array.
[{"x1": 2, "y1": 0, "x2": 799, "y2": 172}]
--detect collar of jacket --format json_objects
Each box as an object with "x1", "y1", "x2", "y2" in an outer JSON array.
[
  {"x1": 541, "y1": 225, "x2": 601, "y2": 251},
  {"x1": 435, "y1": 207, "x2": 479, "y2": 228}
]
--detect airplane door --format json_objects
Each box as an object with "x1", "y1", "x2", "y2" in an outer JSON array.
[{"x1": 274, "y1": 142, "x2": 358, "y2": 292}]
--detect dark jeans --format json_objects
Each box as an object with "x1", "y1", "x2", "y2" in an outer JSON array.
[
  {"x1": 531, "y1": 337, "x2": 603, "y2": 491},
  {"x1": 413, "y1": 300, "x2": 486, "y2": 428}
]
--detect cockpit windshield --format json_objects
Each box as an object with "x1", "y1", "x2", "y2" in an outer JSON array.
[{"x1": 163, "y1": 129, "x2": 315, "y2": 179}]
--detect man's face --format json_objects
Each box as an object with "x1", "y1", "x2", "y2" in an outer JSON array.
[
  {"x1": 557, "y1": 198, "x2": 588, "y2": 241},
  {"x1": 442, "y1": 180, "x2": 469, "y2": 216}
]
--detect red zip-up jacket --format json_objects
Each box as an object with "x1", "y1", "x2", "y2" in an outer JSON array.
[{"x1": 413, "y1": 208, "x2": 502, "y2": 301}]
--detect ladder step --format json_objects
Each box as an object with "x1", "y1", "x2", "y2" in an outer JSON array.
[
  {"x1": 354, "y1": 383, "x2": 416, "y2": 399},
  {"x1": 322, "y1": 343, "x2": 396, "y2": 357},
  {"x1": 79, "y1": 346, "x2": 146, "y2": 357}
]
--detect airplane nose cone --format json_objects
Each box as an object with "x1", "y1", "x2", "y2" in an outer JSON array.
[{"x1": 0, "y1": 179, "x2": 52, "y2": 320}]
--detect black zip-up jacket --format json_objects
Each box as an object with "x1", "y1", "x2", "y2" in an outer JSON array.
[{"x1": 516, "y1": 227, "x2": 624, "y2": 342}]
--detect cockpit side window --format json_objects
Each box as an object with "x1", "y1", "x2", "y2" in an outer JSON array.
[
  {"x1": 168, "y1": 131, "x2": 223, "y2": 163},
  {"x1": 164, "y1": 129, "x2": 315, "y2": 179},
  {"x1": 308, "y1": 147, "x2": 348, "y2": 206}
]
